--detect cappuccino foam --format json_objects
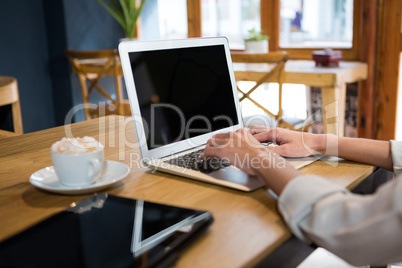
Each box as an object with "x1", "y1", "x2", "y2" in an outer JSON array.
[{"x1": 51, "y1": 136, "x2": 103, "y2": 154}]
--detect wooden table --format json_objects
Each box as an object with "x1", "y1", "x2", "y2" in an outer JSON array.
[
  {"x1": 0, "y1": 116, "x2": 374, "y2": 267},
  {"x1": 233, "y1": 60, "x2": 368, "y2": 136}
]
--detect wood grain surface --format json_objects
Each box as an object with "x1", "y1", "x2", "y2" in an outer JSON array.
[{"x1": 0, "y1": 116, "x2": 373, "y2": 267}]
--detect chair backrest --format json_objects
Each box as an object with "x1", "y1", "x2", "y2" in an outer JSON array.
[
  {"x1": 231, "y1": 52, "x2": 289, "y2": 90},
  {"x1": 65, "y1": 49, "x2": 130, "y2": 120},
  {"x1": 231, "y1": 52, "x2": 296, "y2": 129},
  {"x1": 231, "y1": 52, "x2": 289, "y2": 64},
  {"x1": 231, "y1": 52, "x2": 312, "y2": 131},
  {"x1": 0, "y1": 76, "x2": 23, "y2": 136}
]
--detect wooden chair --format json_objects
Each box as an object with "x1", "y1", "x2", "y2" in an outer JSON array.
[
  {"x1": 65, "y1": 49, "x2": 131, "y2": 120},
  {"x1": 231, "y1": 52, "x2": 309, "y2": 131},
  {"x1": 0, "y1": 76, "x2": 23, "y2": 137}
]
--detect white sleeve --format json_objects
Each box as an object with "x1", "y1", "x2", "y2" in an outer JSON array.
[
  {"x1": 391, "y1": 140, "x2": 402, "y2": 176},
  {"x1": 278, "y1": 140, "x2": 402, "y2": 266}
]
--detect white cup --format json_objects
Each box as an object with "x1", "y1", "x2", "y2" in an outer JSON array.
[{"x1": 51, "y1": 147, "x2": 104, "y2": 187}]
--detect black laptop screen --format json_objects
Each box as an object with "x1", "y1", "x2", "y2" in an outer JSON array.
[{"x1": 128, "y1": 44, "x2": 239, "y2": 149}]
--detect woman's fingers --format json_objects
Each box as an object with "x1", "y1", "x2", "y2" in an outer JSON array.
[
  {"x1": 265, "y1": 144, "x2": 289, "y2": 157},
  {"x1": 248, "y1": 125, "x2": 272, "y2": 134},
  {"x1": 203, "y1": 142, "x2": 257, "y2": 176},
  {"x1": 253, "y1": 131, "x2": 275, "y2": 143},
  {"x1": 202, "y1": 146, "x2": 220, "y2": 159}
]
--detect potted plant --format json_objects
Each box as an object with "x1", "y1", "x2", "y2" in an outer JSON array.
[
  {"x1": 244, "y1": 28, "x2": 269, "y2": 53},
  {"x1": 96, "y1": 0, "x2": 147, "y2": 39}
]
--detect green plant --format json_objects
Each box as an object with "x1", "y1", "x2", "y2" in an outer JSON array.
[
  {"x1": 96, "y1": 0, "x2": 147, "y2": 39},
  {"x1": 244, "y1": 28, "x2": 269, "y2": 42}
]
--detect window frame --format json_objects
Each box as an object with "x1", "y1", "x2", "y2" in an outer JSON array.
[{"x1": 187, "y1": 0, "x2": 361, "y2": 60}]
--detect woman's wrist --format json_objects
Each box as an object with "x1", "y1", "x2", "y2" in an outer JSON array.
[
  {"x1": 304, "y1": 133, "x2": 332, "y2": 155},
  {"x1": 252, "y1": 152, "x2": 302, "y2": 195}
]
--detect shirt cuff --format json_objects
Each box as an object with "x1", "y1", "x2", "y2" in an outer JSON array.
[
  {"x1": 278, "y1": 175, "x2": 347, "y2": 242},
  {"x1": 391, "y1": 140, "x2": 402, "y2": 176}
]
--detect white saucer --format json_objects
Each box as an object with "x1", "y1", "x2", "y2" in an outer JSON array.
[{"x1": 29, "y1": 161, "x2": 130, "y2": 195}]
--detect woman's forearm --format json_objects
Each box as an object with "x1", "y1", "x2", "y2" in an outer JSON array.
[
  {"x1": 253, "y1": 157, "x2": 302, "y2": 195},
  {"x1": 310, "y1": 134, "x2": 393, "y2": 171}
]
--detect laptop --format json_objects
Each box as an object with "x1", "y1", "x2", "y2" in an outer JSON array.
[{"x1": 118, "y1": 37, "x2": 314, "y2": 192}]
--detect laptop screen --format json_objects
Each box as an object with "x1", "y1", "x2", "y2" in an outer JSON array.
[{"x1": 128, "y1": 44, "x2": 239, "y2": 149}]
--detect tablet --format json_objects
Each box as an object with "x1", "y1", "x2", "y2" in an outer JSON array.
[{"x1": 0, "y1": 194, "x2": 213, "y2": 268}]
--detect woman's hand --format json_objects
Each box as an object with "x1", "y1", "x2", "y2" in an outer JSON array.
[
  {"x1": 202, "y1": 128, "x2": 272, "y2": 175},
  {"x1": 249, "y1": 126, "x2": 323, "y2": 158},
  {"x1": 202, "y1": 128, "x2": 302, "y2": 194}
]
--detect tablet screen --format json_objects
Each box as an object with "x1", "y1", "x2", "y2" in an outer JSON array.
[{"x1": 0, "y1": 194, "x2": 213, "y2": 268}]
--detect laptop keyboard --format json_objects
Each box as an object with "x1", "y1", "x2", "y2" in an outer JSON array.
[{"x1": 164, "y1": 149, "x2": 230, "y2": 173}]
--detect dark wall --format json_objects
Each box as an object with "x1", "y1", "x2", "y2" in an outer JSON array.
[
  {"x1": 43, "y1": 0, "x2": 73, "y2": 127},
  {"x1": 63, "y1": 0, "x2": 125, "y2": 122},
  {"x1": 63, "y1": 0, "x2": 124, "y2": 50},
  {"x1": 0, "y1": 0, "x2": 56, "y2": 133},
  {"x1": 0, "y1": 0, "x2": 125, "y2": 132}
]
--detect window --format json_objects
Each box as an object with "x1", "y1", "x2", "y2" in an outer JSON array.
[
  {"x1": 280, "y1": 0, "x2": 354, "y2": 48},
  {"x1": 184, "y1": 0, "x2": 360, "y2": 59},
  {"x1": 141, "y1": 0, "x2": 357, "y2": 56},
  {"x1": 201, "y1": 0, "x2": 261, "y2": 49},
  {"x1": 141, "y1": 0, "x2": 188, "y2": 41}
]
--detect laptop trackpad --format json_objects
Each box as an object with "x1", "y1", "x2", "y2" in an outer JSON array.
[{"x1": 208, "y1": 166, "x2": 265, "y2": 190}]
